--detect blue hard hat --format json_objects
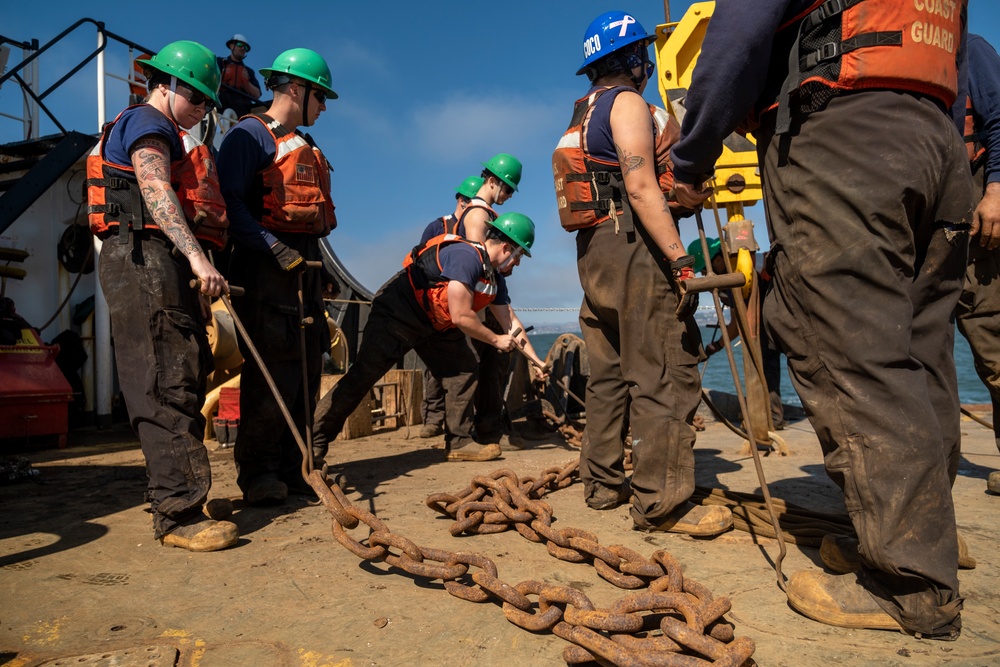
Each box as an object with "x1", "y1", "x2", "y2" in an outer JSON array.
[{"x1": 576, "y1": 11, "x2": 652, "y2": 76}]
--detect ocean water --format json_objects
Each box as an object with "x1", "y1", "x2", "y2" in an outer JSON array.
[{"x1": 527, "y1": 325, "x2": 991, "y2": 408}]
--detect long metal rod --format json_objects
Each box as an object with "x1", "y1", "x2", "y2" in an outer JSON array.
[{"x1": 696, "y1": 202, "x2": 788, "y2": 591}]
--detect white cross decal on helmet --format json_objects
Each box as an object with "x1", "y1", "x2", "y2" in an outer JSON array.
[{"x1": 609, "y1": 15, "x2": 636, "y2": 37}]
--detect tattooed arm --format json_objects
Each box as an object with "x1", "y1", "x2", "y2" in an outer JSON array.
[
  {"x1": 130, "y1": 136, "x2": 227, "y2": 297},
  {"x1": 609, "y1": 91, "x2": 687, "y2": 262}
]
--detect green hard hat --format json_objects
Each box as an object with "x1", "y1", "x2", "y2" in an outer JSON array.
[
  {"x1": 455, "y1": 176, "x2": 484, "y2": 200},
  {"x1": 687, "y1": 237, "x2": 722, "y2": 273},
  {"x1": 489, "y1": 212, "x2": 534, "y2": 257},
  {"x1": 141, "y1": 40, "x2": 221, "y2": 108},
  {"x1": 259, "y1": 48, "x2": 339, "y2": 99},
  {"x1": 481, "y1": 153, "x2": 522, "y2": 192}
]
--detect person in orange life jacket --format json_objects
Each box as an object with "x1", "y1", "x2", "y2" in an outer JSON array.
[
  {"x1": 672, "y1": 0, "x2": 972, "y2": 638},
  {"x1": 457, "y1": 154, "x2": 537, "y2": 448},
  {"x1": 216, "y1": 48, "x2": 338, "y2": 507},
  {"x1": 217, "y1": 34, "x2": 261, "y2": 117},
  {"x1": 555, "y1": 12, "x2": 729, "y2": 537},
  {"x1": 692, "y1": 239, "x2": 786, "y2": 430},
  {"x1": 87, "y1": 40, "x2": 237, "y2": 553},
  {"x1": 956, "y1": 34, "x2": 1000, "y2": 495},
  {"x1": 312, "y1": 213, "x2": 546, "y2": 463},
  {"x1": 418, "y1": 176, "x2": 484, "y2": 438}
]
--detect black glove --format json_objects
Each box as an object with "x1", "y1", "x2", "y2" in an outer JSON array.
[
  {"x1": 271, "y1": 241, "x2": 304, "y2": 272},
  {"x1": 669, "y1": 254, "x2": 699, "y2": 321}
]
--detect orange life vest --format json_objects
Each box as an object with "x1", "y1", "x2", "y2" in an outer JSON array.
[
  {"x1": 965, "y1": 96, "x2": 986, "y2": 169},
  {"x1": 774, "y1": 0, "x2": 964, "y2": 132},
  {"x1": 220, "y1": 58, "x2": 252, "y2": 93},
  {"x1": 552, "y1": 86, "x2": 680, "y2": 232},
  {"x1": 250, "y1": 114, "x2": 336, "y2": 236},
  {"x1": 86, "y1": 105, "x2": 229, "y2": 249},
  {"x1": 402, "y1": 234, "x2": 497, "y2": 331}
]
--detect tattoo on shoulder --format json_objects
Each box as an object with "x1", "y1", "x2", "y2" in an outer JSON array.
[{"x1": 615, "y1": 143, "x2": 645, "y2": 176}]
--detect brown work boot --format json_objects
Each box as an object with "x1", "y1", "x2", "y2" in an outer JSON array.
[
  {"x1": 988, "y1": 471, "x2": 1000, "y2": 495},
  {"x1": 820, "y1": 533, "x2": 976, "y2": 572},
  {"x1": 786, "y1": 570, "x2": 902, "y2": 631},
  {"x1": 586, "y1": 484, "x2": 629, "y2": 510},
  {"x1": 498, "y1": 432, "x2": 525, "y2": 451},
  {"x1": 637, "y1": 502, "x2": 733, "y2": 536},
  {"x1": 419, "y1": 423, "x2": 444, "y2": 438},
  {"x1": 446, "y1": 442, "x2": 502, "y2": 462},
  {"x1": 244, "y1": 475, "x2": 288, "y2": 507},
  {"x1": 160, "y1": 516, "x2": 238, "y2": 552}
]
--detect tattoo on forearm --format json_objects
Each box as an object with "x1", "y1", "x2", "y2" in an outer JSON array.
[
  {"x1": 615, "y1": 143, "x2": 645, "y2": 176},
  {"x1": 132, "y1": 141, "x2": 204, "y2": 260}
]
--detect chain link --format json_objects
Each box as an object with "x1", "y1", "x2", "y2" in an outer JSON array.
[{"x1": 309, "y1": 460, "x2": 756, "y2": 666}]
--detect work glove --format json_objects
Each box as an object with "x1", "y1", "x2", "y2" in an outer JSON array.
[
  {"x1": 669, "y1": 254, "x2": 699, "y2": 321},
  {"x1": 271, "y1": 241, "x2": 304, "y2": 272}
]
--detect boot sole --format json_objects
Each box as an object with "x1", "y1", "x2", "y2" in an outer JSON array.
[
  {"x1": 446, "y1": 444, "x2": 502, "y2": 462},
  {"x1": 161, "y1": 525, "x2": 238, "y2": 552}
]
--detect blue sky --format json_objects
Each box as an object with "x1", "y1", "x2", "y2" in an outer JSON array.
[{"x1": 4, "y1": 1, "x2": 999, "y2": 327}]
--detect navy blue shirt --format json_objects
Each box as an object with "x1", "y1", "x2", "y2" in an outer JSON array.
[
  {"x1": 103, "y1": 105, "x2": 182, "y2": 167},
  {"x1": 969, "y1": 33, "x2": 1000, "y2": 185},
  {"x1": 438, "y1": 243, "x2": 510, "y2": 307},
  {"x1": 670, "y1": 0, "x2": 968, "y2": 185},
  {"x1": 216, "y1": 117, "x2": 279, "y2": 253},
  {"x1": 419, "y1": 215, "x2": 462, "y2": 246}
]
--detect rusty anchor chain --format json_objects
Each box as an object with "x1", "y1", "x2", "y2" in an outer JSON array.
[{"x1": 307, "y1": 460, "x2": 756, "y2": 667}]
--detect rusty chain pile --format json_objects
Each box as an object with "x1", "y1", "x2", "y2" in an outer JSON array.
[{"x1": 307, "y1": 460, "x2": 756, "y2": 667}]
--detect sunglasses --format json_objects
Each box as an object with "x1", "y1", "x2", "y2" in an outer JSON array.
[
  {"x1": 644, "y1": 62, "x2": 655, "y2": 79},
  {"x1": 233, "y1": 42, "x2": 248, "y2": 49},
  {"x1": 312, "y1": 89, "x2": 327, "y2": 104},
  {"x1": 500, "y1": 182, "x2": 514, "y2": 196}
]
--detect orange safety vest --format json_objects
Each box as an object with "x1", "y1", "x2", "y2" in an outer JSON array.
[
  {"x1": 965, "y1": 96, "x2": 986, "y2": 169},
  {"x1": 552, "y1": 86, "x2": 680, "y2": 232},
  {"x1": 403, "y1": 234, "x2": 497, "y2": 331},
  {"x1": 250, "y1": 114, "x2": 336, "y2": 236},
  {"x1": 775, "y1": 0, "x2": 964, "y2": 133},
  {"x1": 86, "y1": 105, "x2": 229, "y2": 249},
  {"x1": 220, "y1": 59, "x2": 252, "y2": 93}
]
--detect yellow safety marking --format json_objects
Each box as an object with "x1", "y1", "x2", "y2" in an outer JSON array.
[
  {"x1": 190, "y1": 637, "x2": 207, "y2": 665},
  {"x1": 298, "y1": 647, "x2": 354, "y2": 667},
  {"x1": 22, "y1": 617, "x2": 66, "y2": 645}
]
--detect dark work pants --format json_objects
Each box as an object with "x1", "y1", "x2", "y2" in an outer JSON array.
[
  {"x1": 576, "y1": 220, "x2": 703, "y2": 529},
  {"x1": 470, "y1": 309, "x2": 512, "y2": 440},
  {"x1": 420, "y1": 369, "x2": 445, "y2": 429},
  {"x1": 230, "y1": 237, "x2": 328, "y2": 493},
  {"x1": 759, "y1": 91, "x2": 972, "y2": 636},
  {"x1": 956, "y1": 168, "x2": 1000, "y2": 452},
  {"x1": 313, "y1": 274, "x2": 479, "y2": 451},
  {"x1": 99, "y1": 233, "x2": 213, "y2": 539}
]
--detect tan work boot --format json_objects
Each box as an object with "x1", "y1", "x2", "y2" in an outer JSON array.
[
  {"x1": 786, "y1": 570, "x2": 901, "y2": 631},
  {"x1": 988, "y1": 471, "x2": 1000, "y2": 495},
  {"x1": 160, "y1": 517, "x2": 238, "y2": 552},
  {"x1": 446, "y1": 442, "x2": 502, "y2": 462},
  {"x1": 419, "y1": 423, "x2": 444, "y2": 438},
  {"x1": 820, "y1": 533, "x2": 976, "y2": 572},
  {"x1": 638, "y1": 502, "x2": 733, "y2": 536}
]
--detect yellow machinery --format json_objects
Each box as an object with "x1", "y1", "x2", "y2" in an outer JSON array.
[
  {"x1": 654, "y1": 2, "x2": 786, "y2": 453},
  {"x1": 654, "y1": 1, "x2": 762, "y2": 216}
]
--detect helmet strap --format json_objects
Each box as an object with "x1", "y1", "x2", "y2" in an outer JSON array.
[
  {"x1": 167, "y1": 77, "x2": 183, "y2": 127},
  {"x1": 302, "y1": 81, "x2": 313, "y2": 127}
]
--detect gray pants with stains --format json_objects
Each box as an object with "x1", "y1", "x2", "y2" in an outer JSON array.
[{"x1": 758, "y1": 90, "x2": 973, "y2": 637}]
